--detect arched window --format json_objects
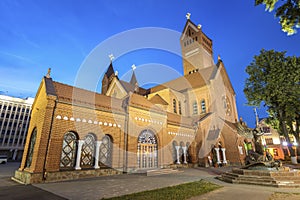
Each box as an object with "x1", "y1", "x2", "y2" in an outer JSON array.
[
  {"x1": 80, "y1": 133, "x2": 96, "y2": 168},
  {"x1": 99, "y1": 135, "x2": 113, "y2": 168},
  {"x1": 60, "y1": 132, "x2": 77, "y2": 169},
  {"x1": 173, "y1": 99, "x2": 177, "y2": 113},
  {"x1": 201, "y1": 99, "x2": 206, "y2": 113},
  {"x1": 25, "y1": 128, "x2": 37, "y2": 168},
  {"x1": 178, "y1": 101, "x2": 182, "y2": 115},
  {"x1": 137, "y1": 130, "x2": 158, "y2": 168},
  {"x1": 193, "y1": 101, "x2": 198, "y2": 115}
]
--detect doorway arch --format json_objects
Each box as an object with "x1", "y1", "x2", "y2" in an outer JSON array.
[{"x1": 137, "y1": 129, "x2": 158, "y2": 169}]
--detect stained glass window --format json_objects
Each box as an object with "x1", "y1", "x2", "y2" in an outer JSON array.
[
  {"x1": 99, "y1": 135, "x2": 112, "y2": 167},
  {"x1": 60, "y1": 132, "x2": 77, "y2": 169},
  {"x1": 80, "y1": 133, "x2": 95, "y2": 167},
  {"x1": 25, "y1": 128, "x2": 37, "y2": 168}
]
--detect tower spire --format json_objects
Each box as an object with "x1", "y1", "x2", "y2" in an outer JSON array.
[{"x1": 130, "y1": 64, "x2": 138, "y2": 86}]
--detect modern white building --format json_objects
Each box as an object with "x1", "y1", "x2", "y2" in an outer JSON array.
[{"x1": 0, "y1": 95, "x2": 34, "y2": 160}]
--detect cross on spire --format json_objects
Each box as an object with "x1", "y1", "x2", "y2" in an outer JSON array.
[
  {"x1": 186, "y1": 13, "x2": 191, "y2": 20},
  {"x1": 131, "y1": 64, "x2": 136, "y2": 71},
  {"x1": 109, "y1": 54, "x2": 114, "y2": 62},
  {"x1": 46, "y1": 68, "x2": 51, "y2": 78}
]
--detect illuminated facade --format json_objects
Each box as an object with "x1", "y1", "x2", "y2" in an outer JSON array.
[{"x1": 14, "y1": 17, "x2": 249, "y2": 184}]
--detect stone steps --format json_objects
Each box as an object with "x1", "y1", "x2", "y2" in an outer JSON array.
[
  {"x1": 146, "y1": 168, "x2": 182, "y2": 176},
  {"x1": 219, "y1": 168, "x2": 300, "y2": 188}
]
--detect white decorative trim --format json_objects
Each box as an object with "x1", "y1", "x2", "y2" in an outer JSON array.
[
  {"x1": 55, "y1": 113, "x2": 121, "y2": 128},
  {"x1": 167, "y1": 131, "x2": 194, "y2": 138}
]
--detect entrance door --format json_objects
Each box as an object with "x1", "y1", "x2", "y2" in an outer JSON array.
[{"x1": 137, "y1": 130, "x2": 158, "y2": 169}]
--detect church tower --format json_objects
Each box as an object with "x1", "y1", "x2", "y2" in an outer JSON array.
[
  {"x1": 101, "y1": 59, "x2": 116, "y2": 95},
  {"x1": 180, "y1": 13, "x2": 214, "y2": 75}
]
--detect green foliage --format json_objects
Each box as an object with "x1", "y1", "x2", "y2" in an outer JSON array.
[
  {"x1": 244, "y1": 49, "x2": 300, "y2": 155},
  {"x1": 255, "y1": 0, "x2": 300, "y2": 35},
  {"x1": 102, "y1": 180, "x2": 222, "y2": 200}
]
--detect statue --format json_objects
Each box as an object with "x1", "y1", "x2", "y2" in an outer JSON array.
[{"x1": 244, "y1": 127, "x2": 282, "y2": 170}]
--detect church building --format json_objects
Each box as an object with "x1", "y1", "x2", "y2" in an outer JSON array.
[{"x1": 13, "y1": 16, "x2": 250, "y2": 184}]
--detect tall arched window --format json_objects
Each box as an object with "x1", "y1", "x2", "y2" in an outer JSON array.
[
  {"x1": 193, "y1": 101, "x2": 198, "y2": 114},
  {"x1": 137, "y1": 130, "x2": 158, "y2": 168},
  {"x1": 80, "y1": 133, "x2": 96, "y2": 168},
  {"x1": 178, "y1": 101, "x2": 182, "y2": 115},
  {"x1": 60, "y1": 132, "x2": 78, "y2": 169},
  {"x1": 99, "y1": 135, "x2": 113, "y2": 168},
  {"x1": 173, "y1": 99, "x2": 177, "y2": 113},
  {"x1": 201, "y1": 99, "x2": 206, "y2": 113},
  {"x1": 25, "y1": 128, "x2": 37, "y2": 168}
]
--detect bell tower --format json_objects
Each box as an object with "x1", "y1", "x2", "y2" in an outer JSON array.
[{"x1": 180, "y1": 13, "x2": 214, "y2": 75}]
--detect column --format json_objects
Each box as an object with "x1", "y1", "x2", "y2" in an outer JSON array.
[
  {"x1": 175, "y1": 146, "x2": 181, "y2": 164},
  {"x1": 75, "y1": 140, "x2": 84, "y2": 170},
  {"x1": 182, "y1": 146, "x2": 187, "y2": 164},
  {"x1": 214, "y1": 148, "x2": 221, "y2": 164},
  {"x1": 94, "y1": 141, "x2": 102, "y2": 169},
  {"x1": 12, "y1": 149, "x2": 18, "y2": 160},
  {"x1": 221, "y1": 148, "x2": 227, "y2": 164}
]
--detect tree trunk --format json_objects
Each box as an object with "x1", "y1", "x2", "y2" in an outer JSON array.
[{"x1": 279, "y1": 111, "x2": 296, "y2": 158}]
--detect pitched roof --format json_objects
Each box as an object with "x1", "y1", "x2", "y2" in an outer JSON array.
[
  {"x1": 149, "y1": 94, "x2": 168, "y2": 105},
  {"x1": 224, "y1": 120, "x2": 253, "y2": 139},
  {"x1": 150, "y1": 65, "x2": 218, "y2": 93},
  {"x1": 46, "y1": 79, "x2": 124, "y2": 113},
  {"x1": 119, "y1": 80, "x2": 148, "y2": 95},
  {"x1": 128, "y1": 93, "x2": 164, "y2": 113}
]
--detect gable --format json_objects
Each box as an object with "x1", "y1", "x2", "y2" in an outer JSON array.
[
  {"x1": 106, "y1": 77, "x2": 128, "y2": 98},
  {"x1": 180, "y1": 20, "x2": 200, "y2": 41}
]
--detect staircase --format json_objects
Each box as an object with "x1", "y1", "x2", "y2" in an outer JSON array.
[
  {"x1": 146, "y1": 168, "x2": 183, "y2": 176},
  {"x1": 219, "y1": 168, "x2": 300, "y2": 188}
]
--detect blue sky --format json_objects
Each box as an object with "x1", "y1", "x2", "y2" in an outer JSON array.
[{"x1": 0, "y1": 0, "x2": 299, "y2": 127}]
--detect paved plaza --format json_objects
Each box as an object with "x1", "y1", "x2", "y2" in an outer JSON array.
[{"x1": 1, "y1": 162, "x2": 300, "y2": 200}]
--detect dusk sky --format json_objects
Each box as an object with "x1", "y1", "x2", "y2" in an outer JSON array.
[{"x1": 0, "y1": 0, "x2": 299, "y2": 128}]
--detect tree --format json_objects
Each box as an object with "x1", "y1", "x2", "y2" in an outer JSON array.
[
  {"x1": 244, "y1": 49, "x2": 300, "y2": 160},
  {"x1": 255, "y1": 0, "x2": 300, "y2": 35}
]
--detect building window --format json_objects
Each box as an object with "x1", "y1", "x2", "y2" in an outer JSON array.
[
  {"x1": 178, "y1": 101, "x2": 182, "y2": 115},
  {"x1": 193, "y1": 101, "x2": 198, "y2": 114},
  {"x1": 80, "y1": 133, "x2": 96, "y2": 168},
  {"x1": 173, "y1": 99, "x2": 177, "y2": 113},
  {"x1": 60, "y1": 132, "x2": 78, "y2": 169},
  {"x1": 25, "y1": 128, "x2": 37, "y2": 168},
  {"x1": 201, "y1": 99, "x2": 206, "y2": 113},
  {"x1": 99, "y1": 135, "x2": 113, "y2": 168},
  {"x1": 265, "y1": 138, "x2": 274, "y2": 145}
]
